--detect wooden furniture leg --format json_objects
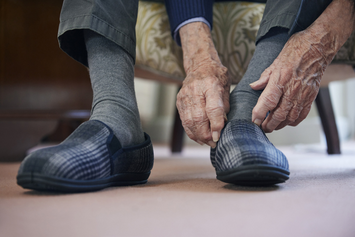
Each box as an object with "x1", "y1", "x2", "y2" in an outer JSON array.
[
  {"x1": 170, "y1": 104, "x2": 185, "y2": 153},
  {"x1": 315, "y1": 87, "x2": 341, "y2": 154},
  {"x1": 170, "y1": 87, "x2": 185, "y2": 153}
]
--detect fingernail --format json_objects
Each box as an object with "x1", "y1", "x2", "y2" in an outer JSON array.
[
  {"x1": 253, "y1": 118, "x2": 262, "y2": 126},
  {"x1": 224, "y1": 114, "x2": 228, "y2": 122},
  {"x1": 249, "y1": 82, "x2": 257, "y2": 86},
  {"x1": 196, "y1": 140, "x2": 204, "y2": 146},
  {"x1": 208, "y1": 141, "x2": 216, "y2": 148},
  {"x1": 212, "y1": 131, "x2": 219, "y2": 142}
]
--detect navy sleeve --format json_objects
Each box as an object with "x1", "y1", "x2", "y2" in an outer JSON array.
[{"x1": 165, "y1": 0, "x2": 214, "y2": 46}]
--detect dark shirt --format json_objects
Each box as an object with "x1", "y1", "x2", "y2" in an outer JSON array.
[{"x1": 164, "y1": 0, "x2": 267, "y2": 45}]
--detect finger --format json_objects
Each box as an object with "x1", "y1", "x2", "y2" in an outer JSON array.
[
  {"x1": 181, "y1": 116, "x2": 205, "y2": 146},
  {"x1": 179, "y1": 111, "x2": 198, "y2": 142},
  {"x1": 275, "y1": 103, "x2": 303, "y2": 130},
  {"x1": 190, "y1": 93, "x2": 216, "y2": 148},
  {"x1": 252, "y1": 74, "x2": 283, "y2": 126},
  {"x1": 176, "y1": 92, "x2": 198, "y2": 142},
  {"x1": 222, "y1": 88, "x2": 231, "y2": 115},
  {"x1": 186, "y1": 126, "x2": 204, "y2": 145},
  {"x1": 249, "y1": 68, "x2": 272, "y2": 90},
  {"x1": 289, "y1": 104, "x2": 312, "y2": 127},
  {"x1": 262, "y1": 96, "x2": 293, "y2": 133},
  {"x1": 205, "y1": 88, "x2": 226, "y2": 143}
]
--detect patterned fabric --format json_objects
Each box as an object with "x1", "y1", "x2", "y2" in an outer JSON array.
[
  {"x1": 136, "y1": 1, "x2": 185, "y2": 79},
  {"x1": 18, "y1": 120, "x2": 154, "y2": 181},
  {"x1": 136, "y1": 1, "x2": 264, "y2": 84},
  {"x1": 212, "y1": 2, "x2": 264, "y2": 84},
  {"x1": 165, "y1": 0, "x2": 214, "y2": 46},
  {"x1": 18, "y1": 120, "x2": 112, "y2": 180},
  {"x1": 41, "y1": 127, "x2": 111, "y2": 180},
  {"x1": 113, "y1": 134, "x2": 155, "y2": 174},
  {"x1": 210, "y1": 119, "x2": 289, "y2": 172},
  {"x1": 136, "y1": 1, "x2": 355, "y2": 84}
]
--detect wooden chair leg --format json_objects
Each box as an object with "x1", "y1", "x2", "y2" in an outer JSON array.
[
  {"x1": 315, "y1": 87, "x2": 341, "y2": 154},
  {"x1": 170, "y1": 105, "x2": 185, "y2": 153},
  {"x1": 170, "y1": 87, "x2": 185, "y2": 153}
]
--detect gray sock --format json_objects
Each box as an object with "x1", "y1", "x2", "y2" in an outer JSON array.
[
  {"x1": 84, "y1": 30, "x2": 145, "y2": 147},
  {"x1": 228, "y1": 27, "x2": 290, "y2": 122}
]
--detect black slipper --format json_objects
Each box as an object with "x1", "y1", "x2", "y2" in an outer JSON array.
[{"x1": 17, "y1": 120, "x2": 154, "y2": 192}]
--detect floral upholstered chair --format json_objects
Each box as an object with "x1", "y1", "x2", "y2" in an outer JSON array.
[
  {"x1": 135, "y1": 1, "x2": 263, "y2": 84},
  {"x1": 135, "y1": 0, "x2": 355, "y2": 154}
]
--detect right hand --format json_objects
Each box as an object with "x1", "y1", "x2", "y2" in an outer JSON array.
[
  {"x1": 177, "y1": 58, "x2": 230, "y2": 148},
  {"x1": 177, "y1": 22, "x2": 231, "y2": 148}
]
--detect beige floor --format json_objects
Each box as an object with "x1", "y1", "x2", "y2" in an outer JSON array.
[{"x1": 1, "y1": 142, "x2": 355, "y2": 237}]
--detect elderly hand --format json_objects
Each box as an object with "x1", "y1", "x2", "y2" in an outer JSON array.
[
  {"x1": 178, "y1": 22, "x2": 231, "y2": 147},
  {"x1": 251, "y1": 0, "x2": 355, "y2": 133},
  {"x1": 250, "y1": 31, "x2": 328, "y2": 132}
]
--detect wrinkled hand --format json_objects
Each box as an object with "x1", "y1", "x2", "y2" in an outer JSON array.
[
  {"x1": 178, "y1": 22, "x2": 231, "y2": 147},
  {"x1": 250, "y1": 30, "x2": 334, "y2": 133},
  {"x1": 250, "y1": 0, "x2": 355, "y2": 133},
  {"x1": 177, "y1": 60, "x2": 230, "y2": 147}
]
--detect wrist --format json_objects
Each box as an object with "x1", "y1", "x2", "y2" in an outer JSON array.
[
  {"x1": 179, "y1": 22, "x2": 222, "y2": 73},
  {"x1": 304, "y1": 0, "x2": 355, "y2": 63}
]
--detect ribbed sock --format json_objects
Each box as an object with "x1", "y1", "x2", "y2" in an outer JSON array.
[
  {"x1": 17, "y1": 31, "x2": 152, "y2": 190},
  {"x1": 227, "y1": 27, "x2": 289, "y2": 122},
  {"x1": 84, "y1": 30, "x2": 145, "y2": 147}
]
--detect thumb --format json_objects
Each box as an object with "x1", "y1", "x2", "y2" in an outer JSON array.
[
  {"x1": 252, "y1": 82, "x2": 282, "y2": 127},
  {"x1": 250, "y1": 68, "x2": 271, "y2": 90}
]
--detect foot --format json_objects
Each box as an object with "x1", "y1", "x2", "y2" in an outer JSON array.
[
  {"x1": 210, "y1": 119, "x2": 289, "y2": 186},
  {"x1": 17, "y1": 120, "x2": 154, "y2": 192}
]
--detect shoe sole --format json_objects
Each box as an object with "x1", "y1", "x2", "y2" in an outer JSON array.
[
  {"x1": 17, "y1": 172, "x2": 151, "y2": 192},
  {"x1": 216, "y1": 164, "x2": 289, "y2": 186}
]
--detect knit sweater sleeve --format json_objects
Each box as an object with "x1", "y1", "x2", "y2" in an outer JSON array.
[{"x1": 165, "y1": 0, "x2": 214, "y2": 46}]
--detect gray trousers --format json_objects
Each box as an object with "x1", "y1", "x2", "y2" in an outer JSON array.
[{"x1": 58, "y1": 0, "x2": 332, "y2": 67}]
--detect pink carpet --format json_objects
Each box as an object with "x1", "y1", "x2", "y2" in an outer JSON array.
[{"x1": 1, "y1": 142, "x2": 355, "y2": 237}]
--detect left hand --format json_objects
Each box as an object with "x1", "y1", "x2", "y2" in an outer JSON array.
[
  {"x1": 250, "y1": 30, "x2": 330, "y2": 132},
  {"x1": 250, "y1": 0, "x2": 355, "y2": 133}
]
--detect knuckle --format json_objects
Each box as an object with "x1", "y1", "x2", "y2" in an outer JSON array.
[
  {"x1": 272, "y1": 109, "x2": 287, "y2": 122},
  {"x1": 287, "y1": 107, "x2": 302, "y2": 123},
  {"x1": 200, "y1": 133, "x2": 212, "y2": 142},
  {"x1": 261, "y1": 95, "x2": 279, "y2": 109},
  {"x1": 182, "y1": 118, "x2": 193, "y2": 128},
  {"x1": 192, "y1": 113, "x2": 206, "y2": 124},
  {"x1": 206, "y1": 103, "x2": 224, "y2": 115},
  {"x1": 287, "y1": 114, "x2": 298, "y2": 124},
  {"x1": 213, "y1": 119, "x2": 225, "y2": 130},
  {"x1": 252, "y1": 106, "x2": 263, "y2": 117},
  {"x1": 261, "y1": 68, "x2": 272, "y2": 78},
  {"x1": 253, "y1": 104, "x2": 268, "y2": 119}
]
